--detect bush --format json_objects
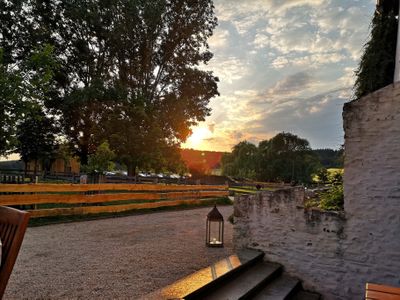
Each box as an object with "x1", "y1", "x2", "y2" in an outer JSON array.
[
  {"x1": 319, "y1": 185, "x2": 344, "y2": 211},
  {"x1": 82, "y1": 141, "x2": 115, "y2": 174}
]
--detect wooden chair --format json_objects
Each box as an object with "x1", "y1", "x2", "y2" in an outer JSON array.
[
  {"x1": 0, "y1": 206, "x2": 30, "y2": 298},
  {"x1": 366, "y1": 283, "x2": 400, "y2": 300}
]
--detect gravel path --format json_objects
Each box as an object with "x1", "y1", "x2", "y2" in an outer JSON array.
[{"x1": 5, "y1": 206, "x2": 234, "y2": 299}]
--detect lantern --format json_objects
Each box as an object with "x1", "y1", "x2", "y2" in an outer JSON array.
[{"x1": 206, "y1": 205, "x2": 224, "y2": 247}]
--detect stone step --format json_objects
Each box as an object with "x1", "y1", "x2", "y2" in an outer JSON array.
[
  {"x1": 201, "y1": 262, "x2": 282, "y2": 300},
  {"x1": 252, "y1": 275, "x2": 301, "y2": 300},
  {"x1": 143, "y1": 249, "x2": 264, "y2": 300},
  {"x1": 289, "y1": 290, "x2": 321, "y2": 300}
]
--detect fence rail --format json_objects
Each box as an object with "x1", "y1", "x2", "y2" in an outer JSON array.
[{"x1": 0, "y1": 183, "x2": 229, "y2": 218}]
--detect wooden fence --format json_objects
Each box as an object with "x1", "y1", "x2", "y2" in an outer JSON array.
[{"x1": 0, "y1": 183, "x2": 229, "y2": 218}]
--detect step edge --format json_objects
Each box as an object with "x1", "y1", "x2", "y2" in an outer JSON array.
[
  {"x1": 283, "y1": 280, "x2": 303, "y2": 300},
  {"x1": 251, "y1": 274, "x2": 301, "y2": 300},
  {"x1": 184, "y1": 250, "x2": 265, "y2": 299},
  {"x1": 238, "y1": 264, "x2": 283, "y2": 300}
]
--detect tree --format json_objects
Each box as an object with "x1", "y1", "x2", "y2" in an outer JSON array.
[
  {"x1": 16, "y1": 108, "x2": 58, "y2": 176},
  {"x1": 0, "y1": 48, "x2": 23, "y2": 156},
  {"x1": 82, "y1": 141, "x2": 116, "y2": 174},
  {"x1": 354, "y1": 4, "x2": 398, "y2": 98},
  {"x1": 0, "y1": 44, "x2": 58, "y2": 157},
  {"x1": 313, "y1": 148, "x2": 343, "y2": 168},
  {"x1": 13, "y1": 0, "x2": 219, "y2": 173},
  {"x1": 257, "y1": 132, "x2": 319, "y2": 183},
  {"x1": 222, "y1": 133, "x2": 321, "y2": 184},
  {"x1": 222, "y1": 141, "x2": 258, "y2": 179}
]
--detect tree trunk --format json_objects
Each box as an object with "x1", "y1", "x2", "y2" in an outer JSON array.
[
  {"x1": 80, "y1": 148, "x2": 89, "y2": 166},
  {"x1": 127, "y1": 164, "x2": 136, "y2": 177},
  {"x1": 34, "y1": 159, "x2": 38, "y2": 178},
  {"x1": 24, "y1": 160, "x2": 28, "y2": 177}
]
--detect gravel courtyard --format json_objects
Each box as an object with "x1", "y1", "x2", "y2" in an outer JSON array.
[{"x1": 5, "y1": 206, "x2": 234, "y2": 299}]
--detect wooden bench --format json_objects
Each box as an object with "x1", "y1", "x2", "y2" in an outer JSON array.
[
  {"x1": 0, "y1": 206, "x2": 30, "y2": 297},
  {"x1": 366, "y1": 283, "x2": 400, "y2": 300}
]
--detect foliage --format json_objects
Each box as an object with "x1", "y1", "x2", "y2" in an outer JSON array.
[
  {"x1": 329, "y1": 170, "x2": 343, "y2": 185},
  {"x1": 257, "y1": 132, "x2": 320, "y2": 183},
  {"x1": 319, "y1": 185, "x2": 344, "y2": 211},
  {"x1": 312, "y1": 148, "x2": 343, "y2": 168},
  {"x1": 354, "y1": 9, "x2": 397, "y2": 98},
  {"x1": 316, "y1": 167, "x2": 329, "y2": 183},
  {"x1": 16, "y1": 107, "x2": 58, "y2": 175},
  {"x1": 0, "y1": 43, "x2": 58, "y2": 157},
  {"x1": 222, "y1": 141, "x2": 258, "y2": 179},
  {"x1": 82, "y1": 141, "x2": 116, "y2": 174},
  {"x1": 6, "y1": 0, "x2": 219, "y2": 173},
  {"x1": 0, "y1": 48, "x2": 23, "y2": 156},
  {"x1": 222, "y1": 132, "x2": 320, "y2": 184}
]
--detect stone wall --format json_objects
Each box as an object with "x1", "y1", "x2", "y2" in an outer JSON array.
[{"x1": 233, "y1": 83, "x2": 400, "y2": 299}]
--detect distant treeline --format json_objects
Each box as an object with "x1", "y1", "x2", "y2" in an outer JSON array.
[
  {"x1": 221, "y1": 132, "x2": 343, "y2": 184},
  {"x1": 312, "y1": 148, "x2": 343, "y2": 169}
]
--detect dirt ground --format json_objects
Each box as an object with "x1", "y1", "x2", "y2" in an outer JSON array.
[{"x1": 5, "y1": 206, "x2": 234, "y2": 299}]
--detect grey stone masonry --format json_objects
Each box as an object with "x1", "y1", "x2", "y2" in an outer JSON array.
[{"x1": 233, "y1": 83, "x2": 400, "y2": 299}]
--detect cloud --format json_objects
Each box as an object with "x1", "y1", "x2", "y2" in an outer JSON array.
[
  {"x1": 208, "y1": 29, "x2": 230, "y2": 49},
  {"x1": 271, "y1": 52, "x2": 347, "y2": 69},
  {"x1": 266, "y1": 71, "x2": 314, "y2": 96},
  {"x1": 195, "y1": 0, "x2": 375, "y2": 151},
  {"x1": 338, "y1": 67, "x2": 356, "y2": 88},
  {"x1": 207, "y1": 122, "x2": 216, "y2": 133},
  {"x1": 244, "y1": 2, "x2": 372, "y2": 67},
  {"x1": 245, "y1": 88, "x2": 350, "y2": 148},
  {"x1": 208, "y1": 56, "x2": 250, "y2": 84},
  {"x1": 230, "y1": 130, "x2": 243, "y2": 140}
]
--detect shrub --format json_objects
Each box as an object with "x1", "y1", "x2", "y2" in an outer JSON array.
[{"x1": 319, "y1": 185, "x2": 344, "y2": 211}]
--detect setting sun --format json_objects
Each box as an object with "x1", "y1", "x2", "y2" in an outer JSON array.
[{"x1": 182, "y1": 126, "x2": 213, "y2": 149}]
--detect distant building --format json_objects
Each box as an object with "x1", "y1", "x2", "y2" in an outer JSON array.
[
  {"x1": 180, "y1": 149, "x2": 226, "y2": 175},
  {"x1": 49, "y1": 157, "x2": 80, "y2": 174},
  {"x1": 25, "y1": 157, "x2": 80, "y2": 174}
]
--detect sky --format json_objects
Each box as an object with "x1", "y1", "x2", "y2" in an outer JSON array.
[{"x1": 182, "y1": 0, "x2": 376, "y2": 152}]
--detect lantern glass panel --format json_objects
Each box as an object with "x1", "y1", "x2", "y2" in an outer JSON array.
[{"x1": 209, "y1": 221, "x2": 222, "y2": 245}]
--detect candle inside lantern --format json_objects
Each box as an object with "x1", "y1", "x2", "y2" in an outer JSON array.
[{"x1": 210, "y1": 237, "x2": 222, "y2": 245}]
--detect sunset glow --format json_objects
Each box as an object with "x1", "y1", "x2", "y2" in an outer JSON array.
[
  {"x1": 195, "y1": 0, "x2": 375, "y2": 151},
  {"x1": 182, "y1": 126, "x2": 213, "y2": 150}
]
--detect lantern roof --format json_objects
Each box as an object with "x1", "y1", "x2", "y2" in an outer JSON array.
[{"x1": 207, "y1": 205, "x2": 224, "y2": 221}]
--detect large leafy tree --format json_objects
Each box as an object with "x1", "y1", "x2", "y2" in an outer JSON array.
[
  {"x1": 222, "y1": 133, "x2": 320, "y2": 184},
  {"x1": 10, "y1": 0, "x2": 219, "y2": 174},
  {"x1": 222, "y1": 141, "x2": 258, "y2": 179},
  {"x1": 354, "y1": 3, "x2": 398, "y2": 98},
  {"x1": 0, "y1": 49, "x2": 23, "y2": 156},
  {"x1": 0, "y1": 0, "x2": 36, "y2": 156},
  {"x1": 16, "y1": 107, "x2": 58, "y2": 176},
  {"x1": 0, "y1": 42, "x2": 58, "y2": 157},
  {"x1": 103, "y1": 0, "x2": 219, "y2": 175},
  {"x1": 258, "y1": 132, "x2": 319, "y2": 183}
]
